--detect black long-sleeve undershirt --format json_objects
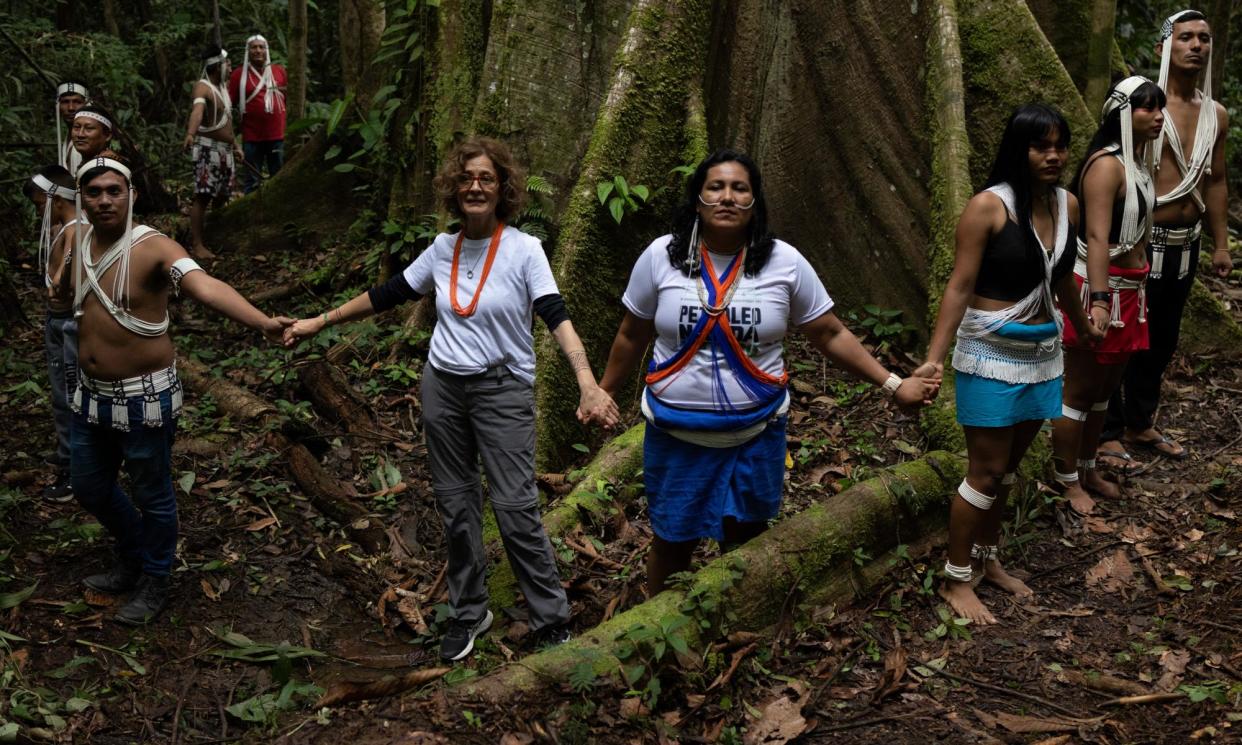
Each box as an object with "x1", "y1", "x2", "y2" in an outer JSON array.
[{"x1": 366, "y1": 272, "x2": 570, "y2": 330}]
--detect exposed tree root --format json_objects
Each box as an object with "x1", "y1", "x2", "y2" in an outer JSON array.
[
  {"x1": 178, "y1": 356, "x2": 387, "y2": 554},
  {"x1": 457, "y1": 451, "x2": 967, "y2": 703}
]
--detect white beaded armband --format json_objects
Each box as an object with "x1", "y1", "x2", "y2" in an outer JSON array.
[
  {"x1": 170, "y1": 257, "x2": 204, "y2": 296},
  {"x1": 192, "y1": 97, "x2": 207, "y2": 106},
  {"x1": 881, "y1": 373, "x2": 903, "y2": 397}
]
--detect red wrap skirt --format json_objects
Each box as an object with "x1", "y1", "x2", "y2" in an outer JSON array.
[{"x1": 1061, "y1": 264, "x2": 1149, "y2": 364}]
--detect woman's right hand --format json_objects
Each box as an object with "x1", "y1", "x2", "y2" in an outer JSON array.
[
  {"x1": 1089, "y1": 305, "x2": 1110, "y2": 334},
  {"x1": 282, "y1": 315, "x2": 327, "y2": 347},
  {"x1": 893, "y1": 376, "x2": 940, "y2": 410}
]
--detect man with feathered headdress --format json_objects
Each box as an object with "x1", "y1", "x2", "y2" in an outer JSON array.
[
  {"x1": 228, "y1": 34, "x2": 287, "y2": 194},
  {"x1": 1099, "y1": 9, "x2": 1230, "y2": 467}
]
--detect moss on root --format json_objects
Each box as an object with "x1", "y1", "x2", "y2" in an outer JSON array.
[
  {"x1": 456, "y1": 451, "x2": 966, "y2": 702},
  {"x1": 958, "y1": 0, "x2": 1094, "y2": 187},
  {"x1": 1179, "y1": 279, "x2": 1242, "y2": 356},
  {"x1": 532, "y1": 0, "x2": 713, "y2": 469}
]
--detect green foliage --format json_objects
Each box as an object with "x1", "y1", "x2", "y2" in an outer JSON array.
[
  {"x1": 846, "y1": 305, "x2": 917, "y2": 351},
  {"x1": 226, "y1": 678, "x2": 322, "y2": 728},
  {"x1": 596, "y1": 175, "x2": 651, "y2": 224},
  {"x1": 924, "y1": 604, "x2": 973, "y2": 642}
]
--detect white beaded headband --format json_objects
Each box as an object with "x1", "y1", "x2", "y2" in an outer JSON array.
[
  {"x1": 73, "y1": 110, "x2": 113, "y2": 131},
  {"x1": 31, "y1": 174, "x2": 76, "y2": 200},
  {"x1": 76, "y1": 156, "x2": 132, "y2": 186}
]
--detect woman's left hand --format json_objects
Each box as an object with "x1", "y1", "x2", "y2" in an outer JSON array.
[
  {"x1": 893, "y1": 376, "x2": 940, "y2": 411},
  {"x1": 577, "y1": 385, "x2": 620, "y2": 429}
]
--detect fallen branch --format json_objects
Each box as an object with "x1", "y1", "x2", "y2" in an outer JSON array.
[
  {"x1": 1059, "y1": 669, "x2": 1147, "y2": 697},
  {"x1": 1138, "y1": 554, "x2": 1176, "y2": 595},
  {"x1": 1098, "y1": 692, "x2": 1183, "y2": 707},
  {"x1": 179, "y1": 356, "x2": 386, "y2": 554},
  {"x1": 914, "y1": 659, "x2": 1092, "y2": 721},
  {"x1": 316, "y1": 667, "x2": 450, "y2": 707}
]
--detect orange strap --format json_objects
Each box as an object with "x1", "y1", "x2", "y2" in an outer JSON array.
[{"x1": 449, "y1": 222, "x2": 504, "y2": 317}]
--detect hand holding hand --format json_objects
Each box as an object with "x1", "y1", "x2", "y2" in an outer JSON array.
[
  {"x1": 182, "y1": 133, "x2": 194, "y2": 151},
  {"x1": 282, "y1": 315, "x2": 327, "y2": 347},
  {"x1": 911, "y1": 361, "x2": 943, "y2": 381},
  {"x1": 262, "y1": 315, "x2": 295, "y2": 344},
  {"x1": 576, "y1": 385, "x2": 620, "y2": 430},
  {"x1": 1213, "y1": 248, "x2": 1233, "y2": 278},
  {"x1": 1089, "y1": 305, "x2": 1110, "y2": 334},
  {"x1": 893, "y1": 376, "x2": 940, "y2": 411}
]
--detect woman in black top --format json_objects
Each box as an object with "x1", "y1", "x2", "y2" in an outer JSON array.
[{"x1": 917, "y1": 104, "x2": 1098, "y2": 625}]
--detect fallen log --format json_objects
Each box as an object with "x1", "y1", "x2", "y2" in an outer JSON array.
[
  {"x1": 296, "y1": 360, "x2": 377, "y2": 437},
  {"x1": 178, "y1": 356, "x2": 386, "y2": 554},
  {"x1": 457, "y1": 451, "x2": 967, "y2": 703}
]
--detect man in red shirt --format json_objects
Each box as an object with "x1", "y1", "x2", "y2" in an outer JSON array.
[{"x1": 228, "y1": 35, "x2": 287, "y2": 194}]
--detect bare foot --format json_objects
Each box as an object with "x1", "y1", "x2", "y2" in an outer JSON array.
[
  {"x1": 981, "y1": 560, "x2": 1034, "y2": 599},
  {"x1": 192, "y1": 244, "x2": 218, "y2": 260},
  {"x1": 1062, "y1": 483, "x2": 1095, "y2": 514},
  {"x1": 1083, "y1": 469, "x2": 1120, "y2": 499},
  {"x1": 939, "y1": 580, "x2": 997, "y2": 625}
]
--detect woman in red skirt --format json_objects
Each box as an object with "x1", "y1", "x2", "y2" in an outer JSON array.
[{"x1": 1053, "y1": 76, "x2": 1166, "y2": 514}]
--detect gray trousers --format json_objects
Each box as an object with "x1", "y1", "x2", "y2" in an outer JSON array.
[
  {"x1": 420, "y1": 363, "x2": 570, "y2": 630},
  {"x1": 45, "y1": 311, "x2": 78, "y2": 467}
]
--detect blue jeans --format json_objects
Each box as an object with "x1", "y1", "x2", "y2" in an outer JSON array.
[
  {"x1": 70, "y1": 398, "x2": 178, "y2": 576},
  {"x1": 241, "y1": 139, "x2": 284, "y2": 194},
  {"x1": 45, "y1": 311, "x2": 77, "y2": 467}
]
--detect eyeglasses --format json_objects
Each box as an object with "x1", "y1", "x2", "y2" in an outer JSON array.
[{"x1": 455, "y1": 172, "x2": 498, "y2": 191}]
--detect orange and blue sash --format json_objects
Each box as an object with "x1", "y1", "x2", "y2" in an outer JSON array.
[{"x1": 645, "y1": 246, "x2": 788, "y2": 413}]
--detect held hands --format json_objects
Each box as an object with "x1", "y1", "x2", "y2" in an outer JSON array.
[
  {"x1": 910, "y1": 361, "x2": 944, "y2": 381},
  {"x1": 282, "y1": 315, "x2": 328, "y2": 347},
  {"x1": 577, "y1": 385, "x2": 620, "y2": 430},
  {"x1": 182, "y1": 133, "x2": 195, "y2": 151},
  {"x1": 1089, "y1": 305, "x2": 1110, "y2": 335},
  {"x1": 262, "y1": 316, "x2": 296, "y2": 343},
  {"x1": 893, "y1": 376, "x2": 940, "y2": 411}
]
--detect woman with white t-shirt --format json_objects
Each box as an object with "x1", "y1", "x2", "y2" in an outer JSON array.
[
  {"x1": 595, "y1": 150, "x2": 939, "y2": 595},
  {"x1": 285, "y1": 136, "x2": 618, "y2": 662}
]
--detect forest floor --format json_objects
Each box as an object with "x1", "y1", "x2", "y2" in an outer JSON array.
[{"x1": 0, "y1": 223, "x2": 1239, "y2": 744}]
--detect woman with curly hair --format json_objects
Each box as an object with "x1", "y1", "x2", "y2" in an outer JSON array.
[
  {"x1": 594, "y1": 149, "x2": 938, "y2": 595},
  {"x1": 285, "y1": 135, "x2": 618, "y2": 661}
]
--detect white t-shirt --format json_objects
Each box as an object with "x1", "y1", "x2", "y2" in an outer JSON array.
[
  {"x1": 404, "y1": 226, "x2": 559, "y2": 385},
  {"x1": 622, "y1": 235, "x2": 833, "y2": 410}
]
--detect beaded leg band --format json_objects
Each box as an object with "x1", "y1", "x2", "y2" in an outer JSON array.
[
  {"x1": 971, "y1": 544, "x2": 999, "y2": 562},
  {"x1": 943, "y1": 561, "x2": 973, "y2": 583},
  {"x1": 957, "y1": 480, "x2": 995, "y2": 510}
]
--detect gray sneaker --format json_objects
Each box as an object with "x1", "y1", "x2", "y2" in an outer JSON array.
[
  {"x1": 439, "y1": 610, "x2": 493, "y2": 661},
  {"x1": 115, "y1": 574, "x2": 170, "y2": 626}
]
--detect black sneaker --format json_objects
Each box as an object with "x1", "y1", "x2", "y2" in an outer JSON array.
[
  {"x1": 528, "y1": 622, "x2": 572, "y2": 652},
  {"x1": 115, "y1": 574, "x2": 170, "y2": 626},
  {"x1": 42, "y1": 470, "x2": 74, "y2": 503},
  {"x1": 439, "y1": 610, "x2": 493, "y2": 662},
  {"x1": 83, "y1": 558, "x2": 142, "y2": 594}
]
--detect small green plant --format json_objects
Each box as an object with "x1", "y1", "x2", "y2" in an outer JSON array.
[
  {"x1": 924, "y1": 605, "x2": 973, "y2": 642},
  {"x1": 847, "y1": 305, "x2": 916, "y2": 350},
  {"x1": 616, "y1": 612, "x2": 692, "y2": 708},
  {"x1": 597, "y1": 175, "x2": 650, "y2": 224}
]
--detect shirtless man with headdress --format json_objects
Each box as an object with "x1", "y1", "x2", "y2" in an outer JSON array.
[
  {"x1": 183, "y1": 46, "x2": 243, "y2": 260},
  {"x1": 53, "y1": 155, "x2": 291, "y2": 624},
  {"x1": 1098, "y1": 9, "x2": 1230, "y2": 469},
  {"x1": 54, "y1": 82, "x2": 88, "y2": 172}
]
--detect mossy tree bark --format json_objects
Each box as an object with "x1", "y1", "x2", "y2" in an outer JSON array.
[
  {"x1": 1083, "y1": 0, "x2": 1118, "y2": 116},
  {"x1": 532, "y1": 0, "x2": 712, "y2": 469},
  {"x1": 287, "y1": 0, "x2": 309, "y2": 122}
]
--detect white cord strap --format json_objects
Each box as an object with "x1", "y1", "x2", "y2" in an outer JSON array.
[
  {"x1": 957, "y1": 480, "x2": 996, "y2": 510},
  {"x1": 1055, "y1": 469, "x2": 1079, "y2": 484},
  {"x1": 1062, "y1": 404, "x2": 1088, "y2": 422},
  {"x1": 971, "y1": 544, "x2": 999, "y2": 562},
  {"x1": 1155, "y1": 11, "x2": 1215, "y2": 210},
  {"x1": 944, "y1": 561, "x2": 973, "y2": 583}
]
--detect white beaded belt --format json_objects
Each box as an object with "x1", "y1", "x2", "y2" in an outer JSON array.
[
  {"x1": 1075, "y1": 258, "x2": 1146, "y2": 328},
  {"x1": 952, "y1": 331, "x2": 1062, "y2": 385},
  {"x1": 72, "y1": 364, "x2": 182, "y2": 431},
  {"x1": 1149, "y1": 222, "x2": 1200, "y2": 280}
]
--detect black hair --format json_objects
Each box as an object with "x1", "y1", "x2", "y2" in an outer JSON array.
[
  {"x1": 73, "y1": 103, "x2": 114, "y2": 132},
  {"x1": 1072, "y1": 80, "x2": 1166, "y2": 193},
  {"x1": 201, "y1": 45, "x2": 227, "y2": 75},
  {"x1": 1169, "y1": 10, "x2": 1208, "y2": 28},
  {"x1": 78, "y1": 154, "x2": 131, "y2": 189},
  {"x1": 982, "y1": 103, "x2": 1070, "y2": 260},
  {"x1": 23, "y1": 164, "x2": 74, "y2": 200},
  {"x1": 666, "y1": 149, "x2": 776, "y2": 277}
]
